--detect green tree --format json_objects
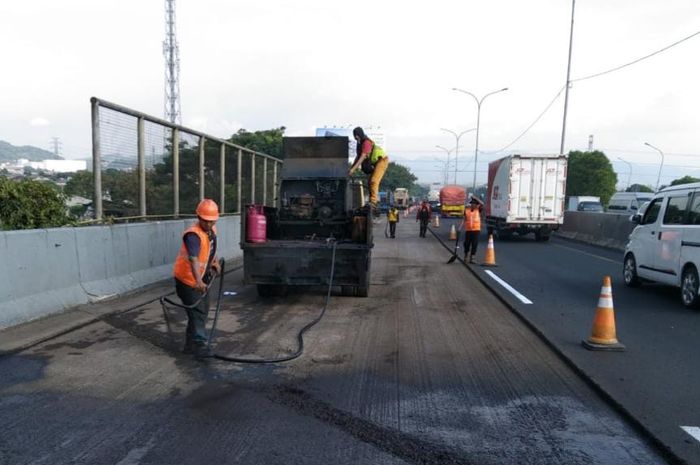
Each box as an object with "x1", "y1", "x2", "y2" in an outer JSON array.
[
  {"x1": 229, "y1": 127, "x2": 285, "y2": 158},
  {"x1": 0, "y1": 177, "x2": 71, "y2": 230},
  {"x1": 381, "y1": 162, "x2": 418, "y2": 193},
  {"x1": 625, "y1": 183, "x2": 653, "y2": 193},
  {"x1": 670, "y1": 175, "x2": 700, "y2": 186},
  {"x1": 64, "y1": 170, "x2": 94, "y2": 198},
  {"x1": 566, "y1": 150, "x2": 617, "y2": 205}
]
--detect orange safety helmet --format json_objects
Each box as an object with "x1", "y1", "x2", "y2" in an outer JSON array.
[{"x1": 196, "y1": 199, "x2": 219, "y2": 221}]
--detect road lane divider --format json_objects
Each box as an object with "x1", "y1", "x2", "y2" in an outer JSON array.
[
  {"x1": 681, "y1": 426, "x2": 700, "y2": 444},
  {"x1": 484, "y1": 270, "x2": 533, "y2": 304}
]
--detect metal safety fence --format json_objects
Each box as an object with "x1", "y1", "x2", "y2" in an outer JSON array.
[{"x1": 90, "y1": 97, "x2": 281, "y2": 221}]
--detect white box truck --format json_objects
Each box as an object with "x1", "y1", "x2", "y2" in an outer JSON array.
[
  {"x1": 394, "y1": 188, "x2": 409, "y2": 210},
  {"x1": 485, "y1": 154, "x2": 567, "y2": 241}
]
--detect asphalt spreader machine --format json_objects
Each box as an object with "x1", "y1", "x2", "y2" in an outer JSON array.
[{"x1": 241, "y1": 136, "x2": 373, "y2": 297}]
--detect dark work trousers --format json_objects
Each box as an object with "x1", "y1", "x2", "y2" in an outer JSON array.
[
  {"x1": 419, "y1": 220, "x2": 429, "y2": 238},
  {"x1": 389, "y1": 221, "x2": 397, "y2": 238},
  {"x1": 464, "y1": 230, "x2": 480, "y2": 257},
  {"x1": 175, "y1": 279, "x2": 210, "y2": 346}
]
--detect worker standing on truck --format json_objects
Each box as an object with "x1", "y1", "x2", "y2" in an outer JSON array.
[
  {"x1": 461, "y1": 196, "x2": 484, "y2": 264},
  {"x1": 172, "y1": 199, "x2": 221, "y2": 358},
  {"x1": 387, "y1": 204, "x2": 399, "y2": 238},
  {"x1": 416, "y1": 200, "x2": 432, "y2": 238},
  {"x1": 348, "y1": 127, "x2": 389, "y2": 212}
]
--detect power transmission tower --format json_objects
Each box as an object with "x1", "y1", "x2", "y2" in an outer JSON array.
[
  {"x1": 588, "y1": 134, "x2": 594, "y2": 151},
  {"x1": 163, "y1": 0, "x2": 181, "y2": 125},
  {"x1": 50, "y1": 137, "x2": 62, "y2": 158}
]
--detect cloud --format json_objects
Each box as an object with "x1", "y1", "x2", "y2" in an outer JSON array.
[{"x1": 29, "y1": 117, "x2": 51, "y2": 127}]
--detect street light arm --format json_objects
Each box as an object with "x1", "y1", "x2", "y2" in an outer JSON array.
[
  {"x1": 452, "y1": 88, "x2": 479, "y2": 106},
  {"x1": 480, "y1": 87, "x2": 509, "y2": 105}
]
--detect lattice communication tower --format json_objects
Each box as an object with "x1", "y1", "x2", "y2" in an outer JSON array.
[{"x1": 163, "y1": 0, "x2": 181, "y2": 125}]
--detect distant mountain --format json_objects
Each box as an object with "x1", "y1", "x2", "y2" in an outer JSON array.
[{"x1": 0, "y1": 140, "x2": 62, "y2": 161}]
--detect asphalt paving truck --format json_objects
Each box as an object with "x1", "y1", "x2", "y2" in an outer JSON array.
[
  {"x1": 485, "y1": 154, "x2": 567, "y2": 241},
  {"x1": 241, "y1": 136, "x2": 373, "y2": 297}
]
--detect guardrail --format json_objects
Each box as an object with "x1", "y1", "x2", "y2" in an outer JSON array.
[{"x1": 91, "y1": 97, "x2": 281, "y2": 221}]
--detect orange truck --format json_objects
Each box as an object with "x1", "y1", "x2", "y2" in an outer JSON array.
[{"x1": 439, "y1": 185, "x2": 466, "y2": 217}]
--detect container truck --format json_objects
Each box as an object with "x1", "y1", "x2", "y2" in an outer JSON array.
[
  {"x1": 485, "y1": 154, "x2": 567, "y2": 241},
  {"x1": 440, "y1": 185, "x2": 467, "y2": 217},
  {"x1": 241, "y1": 136, "x2": 373, "y2": 297},
  {"x1": 394, "y1": 188, "x2": 409, "y2": 210}
]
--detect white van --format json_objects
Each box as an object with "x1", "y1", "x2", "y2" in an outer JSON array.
[
  {"x1": 607, "y1": 192, "x2": 654, "y2": 214},
  {"x1": 623, "y1": 182, "x2": 700, "y2": 307}
]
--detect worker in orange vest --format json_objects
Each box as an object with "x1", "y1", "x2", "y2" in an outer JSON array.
[
  {"x1": 173, "y1": 199, "x2": 221, "y2": 358},
  {"x1": 460, "y1": 196, "x2": 484, "y2": 264}
]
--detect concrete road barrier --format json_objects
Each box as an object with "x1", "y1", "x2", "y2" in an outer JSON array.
[
  {"x1": 0, "y1": 216, "x2": 242, "y2": 330},
  {"x1": 556, "y1": 211, "x2": 637, "y2": 251}
]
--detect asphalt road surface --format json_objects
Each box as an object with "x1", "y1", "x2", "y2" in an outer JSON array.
[
  {"x1": 430, "y1": 218, "x2": 699, "y2": 465},
  {"x1": 0, "y1": 218, "x2": 670, "y2": 465}
]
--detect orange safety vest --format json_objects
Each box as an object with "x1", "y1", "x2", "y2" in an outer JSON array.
[
  {"x1": 173, "y1": 224, "x2": 217, "y2": 287},
  {"x1": 464, "y1": 208, "x2": 481, "y2": 232}
]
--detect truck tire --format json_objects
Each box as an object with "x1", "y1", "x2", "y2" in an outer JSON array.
[
  {"x1": 341, "y1": 286, "x2": 355, "y2": 297},
  {"x1": 496, "y1": 229, "x2": 513, "y2": 240},
  {"x1": 535, "y1": 227, "x2": 550, "y2": 242},
  {"x1": 257, "y1": 284, "x2": 287, "y2": 297},
  {"x1": 355, "y1": 286, "x2": 369, "y2": 298}
]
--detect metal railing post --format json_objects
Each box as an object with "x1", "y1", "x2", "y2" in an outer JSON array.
[
  {"x1": 198, "y1": 136, "x2": 206, "y2": 201},
  {"x1": 263, "y1": 157, "x2": 268, "y2": 206},
  {"x1": 251, "y1": 153, "x2": 256, "y2": 205},
  {"x1": 91, "y1": 98, "x2": 103, "y2": 220},
  {"x1": 237, "y1": 148, "x2": 242, "y2": 213},
  {"x1": 173, "y1": 128, "x2": 180, "y2": 217},
  {"x1": 137, "y1": 116, "x2": 146, "y2": 217},
  {"x1": 220, "y1": 143, "x2": 226, "y2": 213},
  {"x1": 273, "y1": 161, "x2": 278, "y2": 206}
]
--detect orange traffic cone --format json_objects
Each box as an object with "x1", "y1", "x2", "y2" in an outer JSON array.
[
  {"x1": 433, "y1": 215, "x2": 440, "y2": 228},
  {"x1": 582, "y1": 276, "x2": 625, "y2": 351},
  {"x1": 481, "y1": 234, "x2": 497, "y2": 266},
  {"x1": 449, "y1": 224, "x2": 457, "y2": 240}
]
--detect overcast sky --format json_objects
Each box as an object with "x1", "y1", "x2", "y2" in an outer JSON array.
[{"x1": 1, "y1": 0, "x2": 699, "y2": 187}]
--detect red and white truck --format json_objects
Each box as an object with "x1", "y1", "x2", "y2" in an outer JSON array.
[{"x1": 485, "y1": 154, "x2": 567, "y2": 241}]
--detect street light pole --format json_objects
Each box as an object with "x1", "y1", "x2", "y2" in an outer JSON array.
[
  {"x1": 440, "y1": 128, "x2": 475, "y2": 185},
  {"x1": 644, "y1": 142, "x2": 665, "y2": 191},
  {"x1": 435, "y1": 145, "x2": 454, "y2": 186},
  {"x1": 617, "y1": 157, "x2": 633, "y2": 190},
  {"x1": 560, "y1": 0, "x2": 576, "y2": 155},
  {"x1": 452, "y1": 87, "x2": 508, "y2": 193}
]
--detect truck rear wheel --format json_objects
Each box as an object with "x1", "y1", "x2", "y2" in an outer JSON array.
[
  {"x1": 341, "y1": 286, "x2": 355, "y2": 297},
  {"x1": 535, "y1": 227, "x2": 551, "y2": 242},
  {"x1": 257, "y1": 284, "x2": 287, "y2": 297},
  {"x1": 355, "y1": 286, "x2": 369, "y2": 298}
]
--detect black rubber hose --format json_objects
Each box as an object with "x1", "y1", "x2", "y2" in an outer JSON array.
[{"x1": 210, "y1": 240, "x2": 338, "y2": 364}]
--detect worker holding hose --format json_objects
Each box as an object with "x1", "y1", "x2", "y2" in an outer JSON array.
[{"x1": 173, "y1": 199, "x2": 221, "y2": 358}]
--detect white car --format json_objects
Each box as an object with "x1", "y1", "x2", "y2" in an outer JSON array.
[
  {"x1": 607, "y1": 192, "x2": 654, "y2": 214},
  {"x1": 624, "y1": 182, "x2": 700, "y2": 307}
]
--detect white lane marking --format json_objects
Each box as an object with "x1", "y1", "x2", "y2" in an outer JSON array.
[
  {"x1": 484, "y1": 270, "x2": 533, "y2": 304},
  {"x1": 681, "y1": 426, "x2": 700, "y2": 444},
  {"x1": 552, "y1": 243, "x2": 619, "y2": 264}
]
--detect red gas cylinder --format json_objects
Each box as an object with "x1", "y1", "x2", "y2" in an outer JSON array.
[{"x1": 246, "y1": 205, "x2": 267, "y2": 243}]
